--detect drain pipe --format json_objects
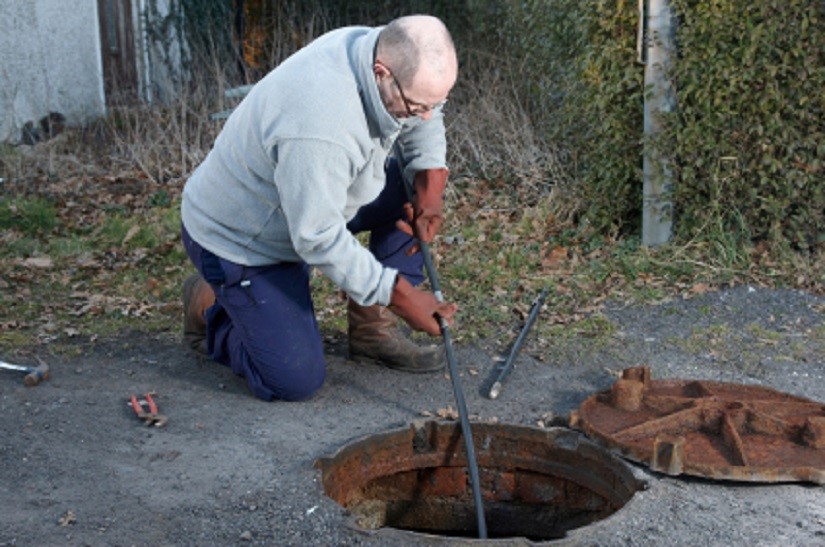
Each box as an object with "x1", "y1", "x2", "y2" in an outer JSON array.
[{"x1": 419, "y1": 240, "x2": 488, "y2": 539}]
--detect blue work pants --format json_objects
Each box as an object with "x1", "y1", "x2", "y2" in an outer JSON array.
[{"x1": 181, "y1": 160, "x2": 423, "y2": 401}]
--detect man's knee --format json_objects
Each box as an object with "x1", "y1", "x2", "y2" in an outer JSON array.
[
  {"x1": 250, "y1": 353, "x2": 326, "y2": 402},
  {"x1": 272, "y1": 371, "x2": 325, "y2": 402}
]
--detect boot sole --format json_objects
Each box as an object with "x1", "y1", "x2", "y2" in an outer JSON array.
[{"x1": 348, "y1": 352, "x2": 445, "y2": 374}]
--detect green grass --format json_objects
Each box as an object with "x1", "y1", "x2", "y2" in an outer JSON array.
[
  {"x1": 0, "y1": 190, "x2": 188, "y2": 354},
  {"x1": 0, "y1": 110, "x2": 821, "y2": 359},
  {"x1": 0, "y1": 196, "x2": 57, "y2": 236}
]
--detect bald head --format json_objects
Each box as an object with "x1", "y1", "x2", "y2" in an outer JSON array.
[{"x1": 376, "y1": 15, "x2": 458, "y2": 92}]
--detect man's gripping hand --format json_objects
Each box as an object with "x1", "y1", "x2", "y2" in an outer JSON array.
[{"x1": 388, "y1": 275, "x2": 457, "y2": 336}]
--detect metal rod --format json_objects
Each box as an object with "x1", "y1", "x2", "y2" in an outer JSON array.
[
  {"x1": 487, "y1": 286, "x2": 549, "y2": 400},
  {"x1": 0, "y1": 360, "x2": 29, "y2": 372},
  {"x1": 419, "y1": 241, "x2": 488, "y2": 539}
]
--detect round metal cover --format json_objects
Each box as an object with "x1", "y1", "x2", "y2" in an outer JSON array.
[{"x1": 569, "y1": 366, "x2": 825, "y2": 484}]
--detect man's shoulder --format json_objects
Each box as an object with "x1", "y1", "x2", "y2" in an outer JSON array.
[{"x1": 234, "y1": 26, "x2": 381, "y2": 154}]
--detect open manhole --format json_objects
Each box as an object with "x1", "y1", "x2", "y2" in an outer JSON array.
[
  {"x1": 570, "y1": 366, "x2": 825, "y2": 484},
  {"x1": 315, "y1": 420, "x2": 643, "y2": 541}
]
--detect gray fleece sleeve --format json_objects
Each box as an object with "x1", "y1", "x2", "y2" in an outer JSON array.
[
  {"x1": 394, "y1": 107, "x2": 449, "y2": 184},
  {"x1": 270, "y1": 138, "x2": 398, "y2": 306}
]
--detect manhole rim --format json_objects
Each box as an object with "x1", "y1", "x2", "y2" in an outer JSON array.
[{"x1": 315, "y1": 420, "x2": 646, "y2": 543}]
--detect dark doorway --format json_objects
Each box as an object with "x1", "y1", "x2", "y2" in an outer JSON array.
[{"x1": 97, "y1": 0, "x2": 139, "y2": 103}]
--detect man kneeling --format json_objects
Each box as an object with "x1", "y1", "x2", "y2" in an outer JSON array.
[{"x1": 180, "y1": 15, "x2": 458, "y2": 401}]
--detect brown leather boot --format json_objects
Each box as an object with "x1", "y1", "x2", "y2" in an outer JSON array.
[
  {"x1": 182, "y1": 273, "x2": 215, "y2": 356},
  {"x1": 347, "y1": 299, "x2": 445, "y2": 373}
]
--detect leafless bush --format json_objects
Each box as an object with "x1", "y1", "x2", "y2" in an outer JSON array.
[
  {"x1": 103, "y1": 92, "x2": 220, "y2": 183},
  {"x1": 446, "y1": 51, "x2": 578, "y2": 219},
  {"x1": 4, "y1": 20, "x2": 579, "y2": 220},
  {"x1": 87, "y1": 5, "x2": 330, "y2": 185}
]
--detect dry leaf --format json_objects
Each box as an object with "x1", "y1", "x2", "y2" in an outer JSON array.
[
  {"x1": 690, "y1": 283, "x2": 709, "y2": 294},
  {"x1": 22, "y1": 256, "x2": 53, "y2": 269},
  {"x1": 541, "y1": 245, "x2": 568, "y2": 270},
  {"x1": 58, "y1": 509, "x2": 76, "y2": 526},
  {"x1": 122, "y1": 224, "x2": 140, "y2": 245},
  {"x1": 436, "y1": 406, "x2": 459, "y2": 420}
]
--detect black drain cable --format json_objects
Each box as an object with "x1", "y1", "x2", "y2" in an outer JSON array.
[{"x1": 419, "y1": 240, "x2": 488, "y2": 539}]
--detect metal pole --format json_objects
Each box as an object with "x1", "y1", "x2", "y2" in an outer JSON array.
[
  {"x1": 419, "y1": 241, "x2": 488, "y2": 539},
  {"x1": 487, "y1": 286, "x2": 549, "y2": 400},
  {"x1": 642, "y1": 0, "x2": 676, "y2": 246}
]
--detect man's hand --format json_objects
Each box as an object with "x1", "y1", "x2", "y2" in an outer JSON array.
[
  {"x1": 389, "y1": 275, "x2": 457, "y2": 336},
  {"x1": 396, "y1": 168, "x2": 448, "y2": 252}
]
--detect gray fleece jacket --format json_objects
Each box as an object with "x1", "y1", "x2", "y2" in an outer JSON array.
[{"x1": 181, "y1": 26, "x2": 448, "y2": 306}]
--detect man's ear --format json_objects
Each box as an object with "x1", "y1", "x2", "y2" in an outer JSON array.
[{"x1": 373, "y1": 60, "x2": 390, "y2": 79}]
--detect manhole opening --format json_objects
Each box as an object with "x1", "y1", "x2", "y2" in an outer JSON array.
[{"x1": 315, "y1": 421, "x2": 642, "y2": 541}]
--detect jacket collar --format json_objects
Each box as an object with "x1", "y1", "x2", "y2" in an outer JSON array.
[{"x1": 355, "y1": 27, "x2": 403, "y2": 147}]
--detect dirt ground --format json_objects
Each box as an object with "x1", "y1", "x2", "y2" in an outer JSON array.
[{"x1": 1, "y1": 285, "x2": 823, "y2": 546}]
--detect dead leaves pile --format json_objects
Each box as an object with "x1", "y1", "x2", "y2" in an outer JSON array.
[
  {"x1": 1, "y1": 166, "x2": 185, "y2": 348},
  {"x1": 2, "y1": 140, "x2": 821, "y2": 355}
]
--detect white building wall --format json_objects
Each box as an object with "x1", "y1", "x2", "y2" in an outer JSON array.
[{"x1": 0, "y1": 0, "x2": 105, "y2": 143}]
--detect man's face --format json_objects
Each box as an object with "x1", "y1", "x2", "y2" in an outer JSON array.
[{"x1": 374, "y1": 61, "x2": 452, "y2": 121}]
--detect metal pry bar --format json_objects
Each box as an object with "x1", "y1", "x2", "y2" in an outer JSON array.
[{"x1": 488, "y1": 286, "x2": 549, "y2": 400}]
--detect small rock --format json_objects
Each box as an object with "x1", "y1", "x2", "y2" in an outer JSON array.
[{"x1": 239, "y1": 530, "x2": 253, "y2": 541}]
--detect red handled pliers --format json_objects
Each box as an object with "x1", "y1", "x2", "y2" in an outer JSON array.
[{"x1": 129, "y1": 393, "x2": 168, "y2": 427}]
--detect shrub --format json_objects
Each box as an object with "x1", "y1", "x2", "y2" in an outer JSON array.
[
  {"x1": 669, "y1": 0, "x2": 823, "y2": 250},
  {"x1": 454, "y1": 1, "x2": 822, "y2": 251}
]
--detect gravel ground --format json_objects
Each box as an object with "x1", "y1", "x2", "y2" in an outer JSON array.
[{"x1": 1, "y1": 285, "x2": 823, "y2": 546}]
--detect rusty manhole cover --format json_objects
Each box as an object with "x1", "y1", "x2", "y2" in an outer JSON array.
[
  {"x1": 315, "y1": 420, "x2": 643, "y2": 541},
  {"x1": 570, "y1": 366, "x2": 825, "y2": 484}
]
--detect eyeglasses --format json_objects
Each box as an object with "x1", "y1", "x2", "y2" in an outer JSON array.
[{"x1": 390, "y1": 70, "x2": 447, "y2": 117}]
